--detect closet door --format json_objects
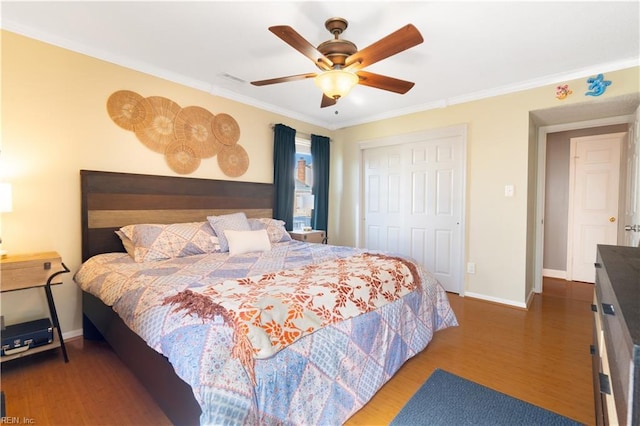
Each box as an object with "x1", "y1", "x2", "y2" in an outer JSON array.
[{"x1": 361, "y1": 127, "x2": 465, "y2": 293}]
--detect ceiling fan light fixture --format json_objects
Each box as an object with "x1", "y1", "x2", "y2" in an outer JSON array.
[{"x1": 314, "y1": 69, "x2": 358, "y2": 99}]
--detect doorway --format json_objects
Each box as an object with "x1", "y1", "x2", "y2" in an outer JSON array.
[{"x1": 535, "y1": 119, "x2": 631, "y2": 292}]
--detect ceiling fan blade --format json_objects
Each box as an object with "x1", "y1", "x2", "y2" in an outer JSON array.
[
  {"x1": 251, "y1": 73, "x2": 317, "y2": 86},
  {"x1": 269, "y1": 26, "x2": 333, "y2": 71},
  {"x1": 356, "y1": 71, "x2": 415, "y2": 94},
  {"x1": 345, "y1": 24, "x2": 423, "y2": 70},
  {"x1": 321, "y1": 94, "x2": 337, "y2": 108}
]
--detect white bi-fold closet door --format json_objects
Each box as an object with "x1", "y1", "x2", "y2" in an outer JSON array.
[{"x1": 360, "y1": 125, "x2": 466, "y2": 294}]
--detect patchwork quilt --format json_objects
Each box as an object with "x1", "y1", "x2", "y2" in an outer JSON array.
[{"x1": 75, "y1": 241, "x2": 458, "y2": 425}]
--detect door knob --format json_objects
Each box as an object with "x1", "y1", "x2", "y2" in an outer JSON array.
[{"x1": 609, "y1": 217, "x2": 616, "y2": 222}]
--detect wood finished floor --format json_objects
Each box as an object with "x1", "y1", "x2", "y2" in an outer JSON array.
[{"x1": 1, "y1": 277, "x2": 595, "y2": 425}]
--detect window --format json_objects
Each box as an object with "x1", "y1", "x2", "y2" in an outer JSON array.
[{"x1": 293, "y1": 138, "x2": 313, "y2": 230}]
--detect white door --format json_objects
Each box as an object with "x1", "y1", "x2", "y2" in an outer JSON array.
[
  {"x1": 623, "y1": 107, "x2": 640, "y2": 247},
  {"x1": 361, "y1": 127, "x2": 465, "y2": 293},
  {"x1": 568, "y1": 133, "x2": 624, "y2": 283}
]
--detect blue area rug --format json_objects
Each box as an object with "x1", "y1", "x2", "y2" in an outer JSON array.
[{"x1": 390, "y1": 369, "x2": 582, "y2": 425}]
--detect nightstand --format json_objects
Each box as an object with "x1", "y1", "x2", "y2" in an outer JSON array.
[
  {"x1": 0, "y1": 251, "x2": 70, "y2": 363},
  {"x1": 289, "y1": 230, "x2": 327, "y2": 244}
]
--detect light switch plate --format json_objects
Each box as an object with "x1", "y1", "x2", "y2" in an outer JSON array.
[{"x1": 504, "y1": 184, "x2": 515, "y2": 197}]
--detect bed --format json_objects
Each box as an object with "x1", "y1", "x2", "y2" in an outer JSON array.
[{"x1": 77, "y1": 169, "x2": 457, "y2": 425}]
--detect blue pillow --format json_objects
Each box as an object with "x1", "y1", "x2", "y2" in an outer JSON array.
[{"x1": 206, "y1": 212, "x2": 251, "y2": 252}]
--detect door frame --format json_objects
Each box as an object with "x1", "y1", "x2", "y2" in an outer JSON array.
[
  {"x1": 357, "y1": 124, "x2": 468, "y2": 295},
  {"x1": 623, "y1": 107, "x2": 640, "y2": 247},
  {"x1": 534, "y1": 115, "x2": 633, "y2": 293}
]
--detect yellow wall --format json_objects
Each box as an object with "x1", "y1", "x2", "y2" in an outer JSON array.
[
  {"x1": 330, "y1": 68, "x2": 639, "y2": 305},
  {"x1": 0, "y1": 31, "x2": 330, "y2": 337},
  {"x1": 1, "y1": 30, "x2": 639, "y2": 336}
]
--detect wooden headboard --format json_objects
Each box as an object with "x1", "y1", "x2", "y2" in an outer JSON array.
[{"x1": 80, "y1": 170, "x2": 274, "y2": 261}]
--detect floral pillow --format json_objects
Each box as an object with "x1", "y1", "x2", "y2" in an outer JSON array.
[
  {"x1": 248, "y1": 218, "x2": 292, "y2": 243},
  {"x1": 119, "y1": 221, "x2": 218, "y2": 262},
  {"x1": 115, "y1": 230, "x2": 135, "y2": 257},
  {"x1": 206, "y1": 212, "x2": 252, "y2": 252}
]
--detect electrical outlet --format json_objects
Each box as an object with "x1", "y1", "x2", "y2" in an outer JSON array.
[{"x1": 466, "y1": 262, "x2": 476, "y2": 274}]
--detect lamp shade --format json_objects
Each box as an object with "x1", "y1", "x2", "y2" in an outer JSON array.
[
  {"x1": 0, "y1": 183, "x2": 13, "y2": 213},
  {"x1": 314, "y1": 70, "x2": 359, "y2": 99}
]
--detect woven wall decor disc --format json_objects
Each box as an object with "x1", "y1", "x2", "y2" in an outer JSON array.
[
  {"x1": 174, "y1": 106, "x2": 220, "y2": 158},
  {"x1": 134, "y1": 96, "x2": 182, "y2": 153},
  {"x1": 165, "y1": 141, "x2": 201, "y2": 175},
  {"x1": 218, "y1": 143, "x2": 249, "y2": 177},
  {"x1": 107, "y1": 90, "x2": 153, "y2": 131},
  {"x1": 212, "y1": 113, "x2": 240, "y2": 146}
]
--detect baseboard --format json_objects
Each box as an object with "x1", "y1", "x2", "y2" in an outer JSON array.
[
  {"x1": 464, "y1": 292, "x2": 527, "y2": 309},
  {"x1": 525, "y1": 288, "x2": 538, "y2": 307},
  {"x1": 542, "y1": 269, "x2": 566, "y2": 279},
  {"x1": 62, "y1": 328, "x2": 83, "y2": 341}
]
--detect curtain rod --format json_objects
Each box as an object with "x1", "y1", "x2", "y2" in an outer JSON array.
[{"x1": 269, "y1": 124, "x2": 331, "y2": 142}]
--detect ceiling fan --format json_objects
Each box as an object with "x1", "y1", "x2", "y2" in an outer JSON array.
[{"x1": 251, "y1": 17, "x2": 424, "y2": 108}]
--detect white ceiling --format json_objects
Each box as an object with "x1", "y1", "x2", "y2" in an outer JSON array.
[{"x1": 2, "y1": 1, "x2": 639, "y2": 130}]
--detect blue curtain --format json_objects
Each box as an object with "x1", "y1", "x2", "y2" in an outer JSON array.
[
  {"x1": 273, "y1": 124, "x2": 296, "y2": 231},
  {"x1": 311, "y1": 133, "x2": 330, "y2": 232}
]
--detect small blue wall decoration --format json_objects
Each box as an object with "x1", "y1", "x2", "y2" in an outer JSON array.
[{"x1": 585, "y1": 73, "x2": 611, "y2": 96}]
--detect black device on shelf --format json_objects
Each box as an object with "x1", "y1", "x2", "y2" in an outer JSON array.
[{"x1": 1, "y1": 318, "x2": 53, "y2": 356}]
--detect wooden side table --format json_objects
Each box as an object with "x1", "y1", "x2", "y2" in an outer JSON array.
[
  {"x1": 0, "y1": 251, "x2": 70, "y2": 363},
  {"x1": 289, "y1": 230, "x2": 327, "y2": 244}
]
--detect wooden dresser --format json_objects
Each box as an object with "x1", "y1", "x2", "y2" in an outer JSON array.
[{"x1": 592, "y1": 245, "x2": 639, "y2": 426}]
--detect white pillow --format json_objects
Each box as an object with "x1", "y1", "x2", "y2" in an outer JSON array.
[{"x1": 224, "y1": 229, "x2": 272, "y2": 256}]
